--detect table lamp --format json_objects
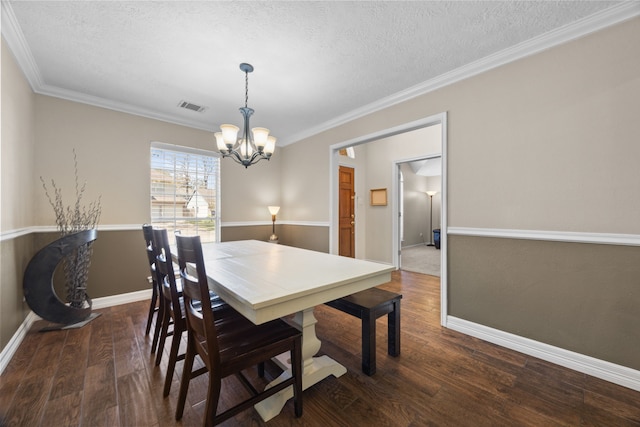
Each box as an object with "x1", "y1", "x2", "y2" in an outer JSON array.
[{"x1": 268, "y1": 206, "x2": 280, "y2": 242}]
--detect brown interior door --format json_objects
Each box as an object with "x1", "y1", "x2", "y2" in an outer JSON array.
[{"x1": 338, "y1": 166, "x2": 355, "y2": 258}]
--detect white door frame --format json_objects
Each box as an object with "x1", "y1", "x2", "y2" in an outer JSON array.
[{"x1": 329, "y1": 111, "x2": 448, "y2": 326}]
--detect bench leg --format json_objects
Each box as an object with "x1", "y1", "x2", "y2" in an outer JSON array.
[
  {"x1": 362, "y1": 311, "x2": 376, "y2": 376},
  {"x1": 387, "y1": 300, "x2": 400, "y2": 357}
]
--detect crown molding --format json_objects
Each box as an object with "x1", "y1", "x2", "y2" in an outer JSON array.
[
  {"x1": 1, "y1": 0, "x2": 43, "y2": 89},
  {"x1": 3, "y1": 2, "x2": 638, "y2": 146},
  {"x1": 38, "y1": 83, "x2": 214, "y2": 132},
  {"x1": 279, "y1": 2, "x2": 640, "y2": 146},
  {"x1": 1, "y1": 1, "x2": 213, "y2": 132}
]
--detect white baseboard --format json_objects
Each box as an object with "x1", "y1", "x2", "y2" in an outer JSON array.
[
  {"x1": 447, "y1": 316, "x2": 640, "y2": 392},
  {"x1": 90, "y1": 288, "x2": 152, "y2": 310},
  {"x1": 0, "y1": 311, "x2": 40, "y2": 374},
  {"x1": 0, "y1": 288, "x2": 152, "y2": 374}
]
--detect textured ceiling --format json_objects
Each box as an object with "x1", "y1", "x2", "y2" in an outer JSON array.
[{"x1": 2, "y1": 1, "x2": 636, "y2": 146}]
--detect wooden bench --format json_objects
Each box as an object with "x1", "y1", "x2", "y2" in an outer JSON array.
[{"x1": 325, "y1": 287, "x2": 402, "y2": 375}]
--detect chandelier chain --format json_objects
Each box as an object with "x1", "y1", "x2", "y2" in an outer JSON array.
[{"x1": 245, "y1": 70, "x2": 249, "y2": 108}]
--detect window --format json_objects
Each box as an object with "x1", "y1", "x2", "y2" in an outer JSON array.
[{"x1": 150, "y1": 142, "x2": 220, "y2": 243}]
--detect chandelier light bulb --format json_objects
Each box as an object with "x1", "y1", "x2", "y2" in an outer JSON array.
[{"x1": 239, "y1": 139, "x2": 254, "y2": 157}]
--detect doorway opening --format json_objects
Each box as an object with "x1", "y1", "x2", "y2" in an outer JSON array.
[
  {"x1": 328, "y1": 112, "x2": 448, "y2": 326},
  {"x1": 397, "y1": 156, "x2": 442, "y2": 277}
]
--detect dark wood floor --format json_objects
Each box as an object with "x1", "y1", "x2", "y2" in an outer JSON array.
[{"x1": 1, "y1": 270, "x2": 639, "y2": 426}]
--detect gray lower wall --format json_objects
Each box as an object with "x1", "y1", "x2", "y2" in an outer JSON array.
[
  {"x1": 1, "y1": 224, "x2": 329, "y2": 353},
  {"x1": 221, "y1": 224, "x2": 273, "y2": 243},
  {"x1": 0, "y1": 235, "x2": 33, "y2": 350},
  {"x1": 448, "y1": 235, "x2": 640, "y2": 371},
  {"x1": 222, "y1": 224, "x2": 329, "y2": 253},
  {"x1": 1, "y1": 229, "x2": 151, "y2": 351},
  {"x1": 8, "y1": 227, "x2": 637, "y2": 374},
  {"x1": 278, "y1": 225, "x2": 329, "y2": 253},
  {"x1": 33, "y1": 230, "x2": 151, "y2": 300}
]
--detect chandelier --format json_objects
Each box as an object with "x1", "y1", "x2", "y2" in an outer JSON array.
[{"x1": 215, "y1": 63, "x2": 276, "y2": 168}]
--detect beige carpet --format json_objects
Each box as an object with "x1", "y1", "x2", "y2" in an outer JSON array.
[{"x1": 401, "y1": 244, "x2": 441, "y2": 277}]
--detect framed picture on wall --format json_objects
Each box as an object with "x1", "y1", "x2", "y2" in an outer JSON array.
[{"x1": 370, "y1": 188, "x2": 387, "y2": 206}]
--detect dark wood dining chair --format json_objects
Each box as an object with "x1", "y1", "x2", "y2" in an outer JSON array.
[
  {"x1": 152, "y1": 228, "x2": 183, "y2": 393},
  {"x1": 142, "y1": 224, "x2": 163, "y2": 353},
  {"x1": 174, "y1": 234, "x2": 303, "y2": 426},
  {"x1": 153, "y1": 228, "x2": 227, "y2": 397}
]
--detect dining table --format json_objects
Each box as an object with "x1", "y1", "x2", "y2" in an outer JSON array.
[{"x1": 190, "y1": 239, "x2": 394, "y2": 421}]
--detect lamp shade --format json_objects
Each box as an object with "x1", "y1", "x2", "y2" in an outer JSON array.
[
  {"x1": 220, "y1": 124, "x2": 239, "y2": 145},
  {"x1": 268, "y1": 206, "x2": 280, "y2": 216},
  {"x1": 252, "y1": 127, "x2": 270, "y2": 149},
  {"x1": 264, "y1": 136, "x2": 276, "y2": 155},
  {"x1": 426, "y1": 191, "x2": 438, "y2": 197},
  {"x1": 214, "y1": 132, "x2": 227, "y2": 151}
]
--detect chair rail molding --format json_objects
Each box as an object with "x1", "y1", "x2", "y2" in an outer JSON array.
[
  {"x1": 221, "y1": 221, "x2": 329, "y2": 228},
  {"x1": 0, "y1": 222, "x2": 331, "y2": 242},
  {"x1": 447, "y1": 227, "x2": 640, "y2": 247}
]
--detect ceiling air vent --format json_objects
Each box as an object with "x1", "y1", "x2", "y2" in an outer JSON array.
[{"x1": 178, "y1": 100, "x2": 207, "y2": 113}]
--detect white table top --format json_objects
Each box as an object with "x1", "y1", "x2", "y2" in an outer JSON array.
[{"x1": 197, "y1": 240, "x2": 394, "y2": 324}]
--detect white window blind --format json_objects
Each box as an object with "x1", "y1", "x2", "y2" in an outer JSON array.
[{"x1": 150, "y1": 143, "x2": 220, "y2": 243}]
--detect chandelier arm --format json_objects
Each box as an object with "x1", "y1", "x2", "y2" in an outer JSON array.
[
  {"x1": 221, "y1": 151, "x2": 243, "y2": 165},
  {"x1": 223, "y1": 150, "x2": 270, "y2": 168}
]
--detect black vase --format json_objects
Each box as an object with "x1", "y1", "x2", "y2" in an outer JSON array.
[{"x1": 23, "y1": 229, "x2": 98, "y2": 325}]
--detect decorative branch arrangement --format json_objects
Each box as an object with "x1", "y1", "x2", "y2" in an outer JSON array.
[{"x1": 40, "y1": 149, "x2": 102, "y2": 308}]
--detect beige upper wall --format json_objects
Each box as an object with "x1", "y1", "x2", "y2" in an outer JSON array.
[
  {"x1": 6, "y1": 18, "x2": 639, "y2": 234},
  {"x1": 20, "y1": 18, "x2": 640, "y2": 235},
  {"x1": 33, "y1": 96, "x2": 281, "y2": 227},
  {"x1": 1, "y1": 38, "x2": 36, "y2": 232},
  {"x1": 285, "y1": 18, "x2": 640, "y2": 236},
  {"x1": 220, "y1": 153, "x2": 281, "y2": 223},
  {"x1": 446, "y1": 17, "x2": 640, "y2": 233},
  {"x1": 1, "y1": 37, "x2": 36, "y2": 349},
  {"x1": 280, "y1": 132, "x2": 331, "y2": 223}
]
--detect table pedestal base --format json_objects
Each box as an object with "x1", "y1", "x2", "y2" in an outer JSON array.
[{"x1": 254, "y1": 308, "x2": 347, "y2": 422}]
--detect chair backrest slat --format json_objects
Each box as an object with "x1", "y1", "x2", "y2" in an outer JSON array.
[
  {"x1": 153, "y1": 228, "x2": 182, "y2": 320},
  {"x1": 143, "y1": 224, "x2": 155, "y2": 269},
  {"x1": 142, "y1": 224, "x2": 153, "y2": 249},
  {"x1": 143, "y1": 224, "x2": 163, "y2": 291}
]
